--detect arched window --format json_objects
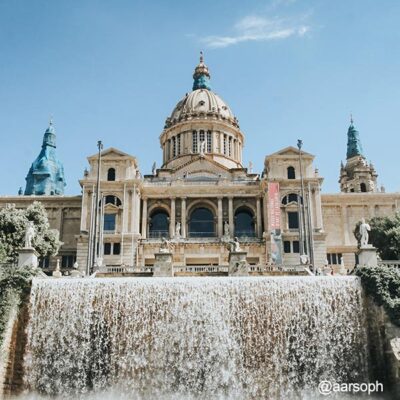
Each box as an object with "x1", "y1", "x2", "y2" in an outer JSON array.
[
  {"x1": 107, "y1": 168, "x2": 116, "y2": 181},
  {"x1": 104, "y1": 195, "x2": 122, "y2": 206},
  {"x1": 360, "y1": 183, "x2": 367, "y2": 192},
  {"x1": 149, "y1": 209, "x2": 169, "y2": 238},
  {"x1": 282, "y1": 193, "x2": 302, "y2": 205},
  {"x1": 234, "y1": 208, "x2": 255, "y2": 237},
  {"x1": 287, "y1": 166, "x2": 296, "y2": 179},
  {"x1": 189, "y1": 207, "x2": 215, "y2": 238}
]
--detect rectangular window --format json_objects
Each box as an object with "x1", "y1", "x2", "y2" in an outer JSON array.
[
  {"x1": 283, "y1": 241, "x2": 291, "y2": 253},
  {"x1": 288, "y1": 212, "x2": 299, "y2": 229},
  {"x1": 228, "y1": 136, "x2": 232, "y2": 157},
  {"x1": 104, "y1": 243, "x2": 111, "y2": 255},
  {"x1": 177, "y1": 134, "x2": 181, "y2": 155},
  {"x1": 292, "y1": 241, "x2": 300, "y2": 253},
  {"x1": 61, "y1": 255, "x2": 76, "y2": 268},
  {"x1": 199, "y1": 130, "x2": 205, "y2": 144},
  {"x1": 113, "y1": 243, "x2": 121, "y2": 255},
  {"x1": 223, "y1": 134, "x2": 227, "y2": 155},
  {"x1": 192, "y1": 131, "x2": 198, "y2": 152},
  {"x1": 104, "y1": 214, "x2": 116, "y2": 231},
  {"x1": 172, "y1": 136, "x2": 176, "y2": 157},
  {"x1": 207, "y1": 131, "x2": 212, "y2": 152},
  {"x1": 39, "y1": 257, "x2": 50, "y2": 268},
  {"x1": 327, "y1": 253, "x2": 343, "y2": 265}
]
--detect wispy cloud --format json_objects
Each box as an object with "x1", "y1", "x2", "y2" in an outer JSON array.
[{"x1": 202, "y1": 15, "x2": 310, "y2": 49}]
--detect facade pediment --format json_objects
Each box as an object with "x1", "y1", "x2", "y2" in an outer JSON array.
[
  {"x1": 88, "y1": 147, "x2": 137, "y2": 163},
  {"x1": 164, "y1": 156, "x2": 232, "y2": 179},
  {"x1": 267, "y1": 146, "x2": 314, "y2": 159}
]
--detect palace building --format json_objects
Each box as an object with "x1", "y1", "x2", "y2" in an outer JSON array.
[{"x1": 1, "y1": 55, "x2": 399, "y2": 272}]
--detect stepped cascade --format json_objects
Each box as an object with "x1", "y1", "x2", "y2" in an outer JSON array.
[{"x1": 21, "y1": 277, "x2": 371, "y2": 399}]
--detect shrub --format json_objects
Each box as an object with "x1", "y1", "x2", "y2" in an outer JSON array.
[{"x1": 356, "y1": 265, "x2": 400, "y2": 326}]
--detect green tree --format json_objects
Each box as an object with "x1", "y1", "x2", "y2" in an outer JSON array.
[
  {"x1": 0, "y1": 201, "x2": 61, "y2": 263},
  {"x1": 354, "y1": 213, "x2": 400, "y2": 260}
]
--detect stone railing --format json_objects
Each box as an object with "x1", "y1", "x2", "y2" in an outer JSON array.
[
  {"x1": 249, "y1": 264, "x2": 310, "y2": 273},
  {"x1": 174, "y1": 265, "x2": 228, "y2": 273},
  {"x1": 378, "y1": 260, "x2": 400, "y2": 269}
]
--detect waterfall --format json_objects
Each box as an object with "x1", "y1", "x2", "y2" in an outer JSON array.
[{"x1": 22, "y1": 277, "x2": 370, "y2": 399}]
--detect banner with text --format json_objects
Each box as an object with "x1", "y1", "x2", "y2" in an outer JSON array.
[{"x1": 268, "y1": 182, "x2": 281, "y2": 231}]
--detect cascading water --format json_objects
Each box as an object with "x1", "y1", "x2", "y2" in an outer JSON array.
[{"x1": 21, "y1": 277, "x2": 371, "y2": 399}]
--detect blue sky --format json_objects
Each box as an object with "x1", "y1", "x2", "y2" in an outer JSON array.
[{"x1": 0, "y1": 0, "x2": 399, "y2": 195}]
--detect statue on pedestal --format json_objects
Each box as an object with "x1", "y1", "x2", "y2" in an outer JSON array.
[
  {"x1": 359, "y1": 218, "x2": 371, "y2": 248},
  {"x1": 228, "y1": 237, "x2": 242, "y2": 252},
  {"x1": 24, "y1": 221, "x2": 36, "y2": 248},
  {"x1": 159, "y1": 237, "x2": 173, "y2": 253}
]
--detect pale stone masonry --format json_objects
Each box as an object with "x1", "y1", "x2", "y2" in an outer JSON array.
[{"x1": 1, "y1": 56, "x2": 399, "y2": 272}]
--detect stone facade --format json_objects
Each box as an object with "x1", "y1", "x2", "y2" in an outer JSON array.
[{"x1": 1, "y1": 56, "x2": 399, "y2": 272}]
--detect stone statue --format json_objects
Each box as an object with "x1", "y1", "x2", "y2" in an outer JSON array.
[
  {"x1": 152, "y1": 162, "x2": 156, "y2": 175},
  {"x1": 229, "y1": 237, "x2": 241, "y2": 252},
  {"x1": 199, "y1": 140, "x2": 206, "y2": 156},
  {"x1": 175, "y1": 222, "x2": 181, "y2": 238},
  {"x1": 24, "y1": 221, "x2": 35, "y2": 248},
  {"x1": 159, "y1": 237, "x2": 173, "y2": 253},
  {"x1": 359, "y1": 218, "x2": 371, "y2": 247},
  {"x1": 224, "y1": 221, "x2": 230, "y2": 237}
]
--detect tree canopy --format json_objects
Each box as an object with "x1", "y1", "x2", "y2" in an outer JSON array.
[
  {"x1": 0, "y1": 202, "x2": 61, "y2": 263},
  {"x1": 354, "y1": 213, "x2": 400, "y2": 260}
]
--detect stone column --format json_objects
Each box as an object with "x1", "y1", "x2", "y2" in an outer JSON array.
[
  {"x1": 256, "y1": 197, "x2": 262, "y2": 237},
  {"x1": 80, "y1": 186, "x2": 87, "y2": 231},
  {"x1": 314, "y1": 185, "x2": 323, "y2": 230},
  {"x1": 141, "y1": 198, "x2": 147, "y2": 239},
  {"x1": 122, "y1": 184, "x2": 128, "y2": 233},
  {"x1": 217, "y1": 197, "x2": 223, "y2": 237},
  {"x1": 170, "y1": 198, "x2": 176, "y2": 238},
  {"x1": 263, "y1": 193, "x2": 268, "y2": 234},
  {"x1": 228, "y1": 197, "x2": 234, "y2": 235},
  {"x1": 181, "y1": 197, "x2": 187, "y2": 238}
]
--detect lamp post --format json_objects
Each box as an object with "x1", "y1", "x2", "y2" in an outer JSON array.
[
  {"x1": 297, "y1": 139, "x2": 309, "y2": 263},
  {"x1": 92, "y1": 140, "x2": 103, "y2": 273}
]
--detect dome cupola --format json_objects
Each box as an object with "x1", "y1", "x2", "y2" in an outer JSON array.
[
  {"x1": 160, "y1": 55, "x2": 245, "y2": 172},
  {"x1": 192, "y1": 51, "x2": 211, "y2": 91}
]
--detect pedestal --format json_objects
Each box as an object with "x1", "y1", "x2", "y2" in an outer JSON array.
[
  {"x1": 358, "y1": 246, "x2": 378, "y2": 267},
  {"x1": 17, "y1": 247, "x2": 38, "y2": 268},
  {"x1": 228, "y1": 251, "x2": 249, "y2": 276},
  {"x1": 153, "y1": 252, "x2": 173, "y2": 277}
]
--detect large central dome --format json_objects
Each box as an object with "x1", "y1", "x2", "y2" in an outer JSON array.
[
  {"x1": 160, "y1": 54, "x2": 245, "y2": 171},
  {"x1": 165, "y1": 53, "x2": 239, "y2": 130}
]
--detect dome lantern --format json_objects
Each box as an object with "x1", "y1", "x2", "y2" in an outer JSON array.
[{"x1": 192, "y1": 51, "x2": 211, "y2": 91}]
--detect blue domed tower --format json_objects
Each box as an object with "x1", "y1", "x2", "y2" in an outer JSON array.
[
  {"x1": 339, "y1": 116, "x2": 377, "y2": 193},
  {"x1": 24, "y1": 120, "x2": 66, "y2": 195}
]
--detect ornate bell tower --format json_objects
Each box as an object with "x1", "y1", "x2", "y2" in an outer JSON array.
[{"x1": 339, "y1": 116, "x2": 378, "y2": 193}]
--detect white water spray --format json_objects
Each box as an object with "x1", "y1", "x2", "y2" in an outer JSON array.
[{"x1": 23, "y1": 277, "x2": 369, "y2": 399}]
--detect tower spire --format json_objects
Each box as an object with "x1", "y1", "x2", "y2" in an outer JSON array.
[
  {"x1": 192, "y1": 52, "x2": 211, "y2": 91},
  {"x1": 346, "y1": 117, "x2": 363, "y2": 159}
]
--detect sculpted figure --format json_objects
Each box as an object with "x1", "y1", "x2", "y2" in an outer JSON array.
[
  {"x1": 228, "y1": 237, "x2": 241, "y2": 252},
  {"x1": 199, "y1": 140, "x2": 206, "y2": 156},
  {"x1": 24, "y1": 221, "x2": 35, "y2": 248},
  {"x1": 359, "y1": 218, "x2": 371, "y2": 247},
  {"x1": 160, "y1": 237, "x2": 173, "y2": 253},
  {"x1": 175, "y1": 222, "x2": 181, "y2": 238},
  {"x1": 224, "y1": 221, "x2": 230, "y2": 237}
]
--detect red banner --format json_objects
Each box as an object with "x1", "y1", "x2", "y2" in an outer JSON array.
[{"x1": 268, "y1": 182, "x2": 281, "y2": 231}]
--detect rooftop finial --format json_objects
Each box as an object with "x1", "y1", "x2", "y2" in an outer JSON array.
[
  {"x1": 49, "y1": 115, "x2": 53, "y2": 126},
  {"x1": 200, "y1": 50, "x2": 204, "y2": 63},
  {"x1": 350, "y1": 113, "x2": 353, "y2": 126}
]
